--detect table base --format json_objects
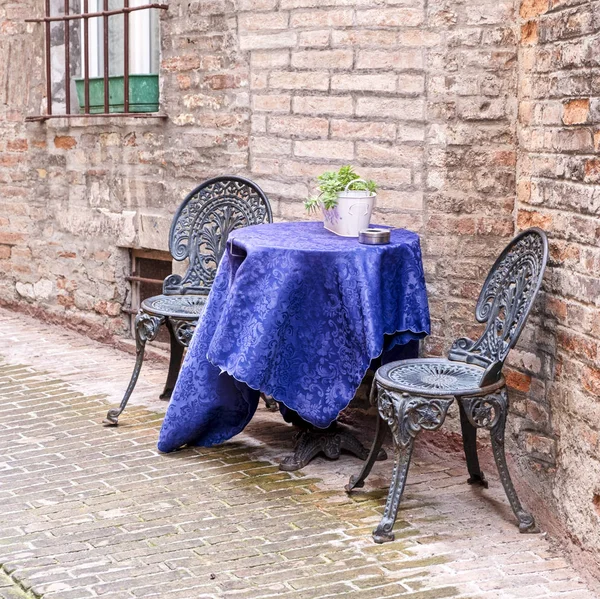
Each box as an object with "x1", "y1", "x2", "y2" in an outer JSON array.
[
  {"x1": 262, "y1": 394, "x2": 279, "y2": 412},
  {"x1": 279, "y1": 423, "x2": 387, "y2": 472}
]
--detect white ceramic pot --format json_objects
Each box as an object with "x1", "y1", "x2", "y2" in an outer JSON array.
[{"x1": 322, "y1": 180, "x2": 376, "y2": 237}]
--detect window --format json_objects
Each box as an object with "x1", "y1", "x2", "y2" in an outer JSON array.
[
  {"x1": 26, "y1": 1, "x2": 167, "y2": 121},
  {"x1": 85, "y1": 0, "x2": 160, "y2": 79}
]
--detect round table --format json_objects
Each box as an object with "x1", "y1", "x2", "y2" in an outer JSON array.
[{"x1": 158, "y1": 222, "x2": 430, "y2": 470}]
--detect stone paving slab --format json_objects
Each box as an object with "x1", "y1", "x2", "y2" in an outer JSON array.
[{"x1": 0, "y1": 307, "x2": 598, "y2": 599}]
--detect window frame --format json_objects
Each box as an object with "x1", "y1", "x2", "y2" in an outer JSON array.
[{"x1": 25, "y1": 1, "x2": 168, "y2": 122}]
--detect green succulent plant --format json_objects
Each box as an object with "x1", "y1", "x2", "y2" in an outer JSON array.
[{"x1": 304, "y1": 166, "x2": 377, "y2": 214}]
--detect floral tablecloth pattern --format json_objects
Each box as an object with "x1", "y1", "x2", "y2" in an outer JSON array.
[{"x1": 158, "y1": 222, "x2": 430, "y2": 452}]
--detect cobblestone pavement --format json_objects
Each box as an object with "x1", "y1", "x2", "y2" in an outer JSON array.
[{"x1": 0, "y1": 307, "x2": 598, "y2": 599}]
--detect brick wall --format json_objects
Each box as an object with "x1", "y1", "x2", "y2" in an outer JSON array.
[
  {"x1": 421, "y1": 0, "x2": 518, "y2": 358},
  {"x1": 0, "y1": 0, "x2": 599, "y2": 564},
  {"x1": 239, "y1": 0, "x2": 519, "y2": 363},
  {"x1": 516, "y1": 0, "x2": 600, "y2": 555},
  {"x1": 244, "y1": 0, "x2": 427, "y2": 225},
  {"x1": 0, "y1": 0, "x2": 519, "y2": 344}
]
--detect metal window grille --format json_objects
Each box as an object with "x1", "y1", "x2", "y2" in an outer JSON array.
[{"x1": 26, "y1": 1, "x2": 168, "y2": 121}]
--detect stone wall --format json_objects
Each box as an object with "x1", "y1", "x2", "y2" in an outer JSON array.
[
  {"x1": 0, "y1": 0, "x2": 250, "y2": 338},
  {"x1": 0, "y1": 0, "x2": 519, "y2": 341},
  {"x1": 0, "y1": 0, "x2": 599, "y2": 567},
  {"x1": 241, "y1": 0, "x2": 519, "y2": 356},
  {"x1": 516, "y1": 0, "x2": 600, "y2": 557}
]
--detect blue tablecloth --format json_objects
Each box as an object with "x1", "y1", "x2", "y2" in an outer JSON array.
[{"x1": 157, "y1": 222, "x2": 430, "y2": 452}]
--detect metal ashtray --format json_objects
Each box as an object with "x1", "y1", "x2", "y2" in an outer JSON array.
[{"x1": 358, "y1": 228, "x2": 391, "y2": 245}]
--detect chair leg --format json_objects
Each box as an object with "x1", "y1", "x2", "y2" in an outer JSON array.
[
  {"x1": 372, "y1": 390, "x2": 453, "y2": 543},
  {"x1": 458, "y1": 401, "x2": 488, "y2": 488},
  {"x1": 345, "y1": 413, "x2": 388, "y2": 492},
  {"x1": 160, "y1": 319, "x2": 185, "y2": 401},
  {"x1": 373, "y1": 433, "x2": 415, "y2": 544},
  {"x1": 103, "y1": 312, "x2": 164, "y2": 426},
  {"x1": 461, "y1": 388, "x2": 538, "y2": 534}
]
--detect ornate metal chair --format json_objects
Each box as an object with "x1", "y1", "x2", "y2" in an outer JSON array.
[
  {"x1": 346, "y1": 228, "x2": 548, "y2": 543},
  {"x1": 104, "y1": 176, "x2": 272, "y2": 426}
]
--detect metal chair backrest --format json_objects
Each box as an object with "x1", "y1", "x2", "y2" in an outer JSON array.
[
  {"x1": 448, "y1": 228, "x2": 548, "y2": 384},
  {"x1": 163, "y1": 176, "x2": 272, "y2": 296}
]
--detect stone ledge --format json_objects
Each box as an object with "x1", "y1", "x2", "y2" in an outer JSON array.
[{"x1": 24, "y1": 114, "x2": 169, "y2": 128}]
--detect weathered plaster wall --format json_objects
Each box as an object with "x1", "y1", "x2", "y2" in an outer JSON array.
[{"x1": 0, "y1": 0, "x2": 599, "y2": 566}]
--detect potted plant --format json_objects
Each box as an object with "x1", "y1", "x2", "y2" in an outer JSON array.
[{"x1": 304, "y1": 166, "x2": 377, "y2": 237}]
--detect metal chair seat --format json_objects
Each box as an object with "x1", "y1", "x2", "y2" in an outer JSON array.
[
  {"x1": 376, "y1": 358, "x2": 503, "y2": 397},
  {"x1": 141, "y1": 294, "x2": 207, "y2": 320}
]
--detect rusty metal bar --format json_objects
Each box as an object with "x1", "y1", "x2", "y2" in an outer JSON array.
[
  {"x1": 103, "y1": 0, "x2": 109, "y2": 114},
  {"x1": 26, "y1": 4, "x2": 168, "y2": 22},
  {"x1": 126, "y1": 274, "x2": 164, "y2": 285},
  {"x1": 64, "y1": 0, "x2": 71, "y2": 114},
  {"x1": 83, "y1": 0, "x2": 90, "y2": 114},
  {"x1": 45, "y1": 0, "x2": 52, "y2": 115},
  {"x1": 25, "y1": 113, "x2": 167, "y2": 122},
  {"x1": 124, "y1": 0, "x2": 130, "y2": 113}
]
